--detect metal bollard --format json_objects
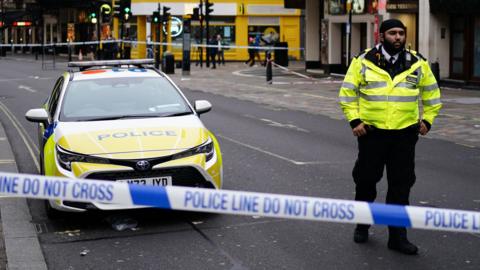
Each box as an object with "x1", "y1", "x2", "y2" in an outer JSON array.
[{"x1": 266, "y1": 51, "x2": 272, "y2": 84}]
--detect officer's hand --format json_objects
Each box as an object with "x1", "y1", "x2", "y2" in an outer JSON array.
[
  {"x1": 419, "y1": 121, "x2": 428, "y2": 136},
  {"x1": 353, "y1": 123, "x2": 367, "y2": 137}
]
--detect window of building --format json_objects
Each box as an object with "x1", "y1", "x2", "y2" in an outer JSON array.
[
  {"x1": 172, "y1": 17, "x2": 236, "y2": 53},
  {"x1": 248, "y1": 25, "x2": 280, "y2": 44},
  {"x1": 474, "y1": 17, "x2": 480, "y2": 77}
]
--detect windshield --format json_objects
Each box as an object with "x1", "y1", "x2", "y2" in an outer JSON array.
[{"x1": 60, "y1": 77, "x2": 192, "y2": 121}]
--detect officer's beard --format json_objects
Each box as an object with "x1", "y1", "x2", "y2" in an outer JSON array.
[{"x1": 382, "y1": 39, "x2": 405, "y2": 56}]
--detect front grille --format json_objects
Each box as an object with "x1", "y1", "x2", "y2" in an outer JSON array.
[
  {"x1": 85, "y1": 166, "x2": 212, "y2": 188},
  {"x1": 63, "y1": 201, "x2": 97, "y2": 209}
]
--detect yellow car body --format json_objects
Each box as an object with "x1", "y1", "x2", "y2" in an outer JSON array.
[{"x1": 27, "y1": 62, "x2": 222, "y2": 214}]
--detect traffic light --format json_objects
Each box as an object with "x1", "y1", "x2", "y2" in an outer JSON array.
[
  {"x1": 152, "y1": 11, "x2": 160, "y2": 24},
  {"x1": 192, "y1": 7, "x2": 199, "y2": 21},
  {"x1": 121, "y1": 0, "x2": 132, "y2": 22},
  {"x1": 89, "y1": 12, "x2": 97, "y2": 24},
  {"x1": 205, "y1": 0, "x2": 214, "y2": 21},
  {"x1": 162, "y1": 6, "x2": 171, "y2": 23},
  {"x1": 123, "y1": 6, "x2": 131, "y2": 21},
  {"x1": 100, "y1": 3, "x2": 112, "y2": 22}
]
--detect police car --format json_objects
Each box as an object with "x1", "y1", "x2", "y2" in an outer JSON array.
[{"x1": 25, "y1": 59, "x2": 223, "y2": 217}]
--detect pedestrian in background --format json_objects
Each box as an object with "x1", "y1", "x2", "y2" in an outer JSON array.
[
  {"x1": 245, "y1": 36, "x2": 255, "y2": 67},
  {"x1": 254, "y1": 34, "x2": 262, "y2": 65},
  {"x1": 216, "y1": 34, "x2": 225, "y2": 66},
  {"x1": 338, "y1": 19, "x2": 442, "y2": 255},
  {"x1": 208, "y1": 36, "x2": 217, "y2": 69}
]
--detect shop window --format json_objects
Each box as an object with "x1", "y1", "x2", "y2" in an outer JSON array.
[
  {"x1": 248, "y1": 25, "x2": 280, "y2": 45},
  {"x1": 186, "y1": 17, "x2": 236, "y2": 53},
  {"x1": 329, "y1": 0, "x2": 376, "y2": 15}
]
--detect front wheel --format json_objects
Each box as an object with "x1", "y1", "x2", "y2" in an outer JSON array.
[{"x1": 44, "y1": 200, "x2": 65, "y2": 219}]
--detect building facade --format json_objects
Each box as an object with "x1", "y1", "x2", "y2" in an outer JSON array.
[
  {"x1": 129, "y1": 0, "x2": 302, "y2": 61},
  {"x1": 302, "y1": 0, "x2": 480, "y2": 86}
]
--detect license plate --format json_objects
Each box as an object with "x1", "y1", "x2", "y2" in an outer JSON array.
[{"x1": 117, "y1": 176, "x2": 172, "y2": 186}]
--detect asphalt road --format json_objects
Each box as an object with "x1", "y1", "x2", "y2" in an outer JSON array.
[{"x1": 0, "y1": 58, "x2": 479, "y2": 269}]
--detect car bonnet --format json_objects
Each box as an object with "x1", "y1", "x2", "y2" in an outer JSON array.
[{"x1": 54, "y1": 116, "x2": 209, "y2": 159}]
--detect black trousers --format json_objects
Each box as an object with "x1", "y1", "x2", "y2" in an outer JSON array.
[{"x1": 353, "y1": 126, "x2": 419, "y2": 207}]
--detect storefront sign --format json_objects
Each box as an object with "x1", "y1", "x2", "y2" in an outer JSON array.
[
  {"x1": 329, "y1": 0, "x2": 346, "y2": 15},
  {"x1": 386, "y1": 0, "x2": 418, "y2": 13},
  {"x1": 163, "y1": 17, "x2": 183, "y2": 38}
]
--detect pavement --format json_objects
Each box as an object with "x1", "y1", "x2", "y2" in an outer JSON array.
[
  {"x1": 0, "y1": 54, "x2": 479, "y2": 269},
  {"x1": 0, "y1": 121, "x2": 47, "y2": 270}
]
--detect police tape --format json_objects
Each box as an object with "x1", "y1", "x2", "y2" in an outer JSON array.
[
  {"x1": 0, "y1": 171, "x2": 479, "y2": 234},
  {"x1": 0, "y1": 40, "x2": 302, "y2": 51}
]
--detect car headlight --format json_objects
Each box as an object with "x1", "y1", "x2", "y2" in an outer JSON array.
[
  {"x1": 173, "y1": 138, "x2": 214, "y2": 162},
  {"x1": 56, "y1": 145, "x2": 109, "y2": 171}
]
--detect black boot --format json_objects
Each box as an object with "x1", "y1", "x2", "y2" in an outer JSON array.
[
  {"x1": 388, "y1": 227, "x2": 418, "y2": 255},
  {"x1": 353, "y1": 224, "x2": 369, "y2": 243}
]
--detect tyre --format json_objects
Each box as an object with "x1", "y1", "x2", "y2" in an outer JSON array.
[{"x1": 44, "y1": 200, "x2": 65, "y2": 219}]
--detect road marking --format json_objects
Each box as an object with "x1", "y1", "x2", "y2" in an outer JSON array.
[
  {"x1": 0, "y1": 101, "x2": 40, "y2": 172},
  {"x1": 301, "y1": 93, "x2": 337, "y2": 100},
  {"x1": 259, "y1": 118, "x2": 310, "y2": 133},
  {"x1": 455, "y1": 142, "x2": 476, "y2": 148},
  {"x1": 0, "y1": 159, "x2": 16, "y2": 164},
  {"x1": 440, "y1": 113, "x2": 480, "y2": 122},
  {"x1": 0, "y1": 77, "x2": 51, "y2": 82},
  {"x1": 18, "y1": 85, "x2": 37, "y2": 93},
  {"x1": 272, "y1": 80, "x2": 343, "y2": 85},
  {"x1": 0, "y1": 137, "x2": 6, "y2": 141},
  {"x1": 232, "y1": 69, "x2": 260, "y2": 78},
  {"x1": 218, "y1": 134, "x2": 333, "y2": 166},
  {"x1": 243, "y1": 114, "x2": 310, "y2": 133}
]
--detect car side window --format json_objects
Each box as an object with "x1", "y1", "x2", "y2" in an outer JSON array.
[{"x1": 48, "y1": 77, "x2": 64, "y2": 118}]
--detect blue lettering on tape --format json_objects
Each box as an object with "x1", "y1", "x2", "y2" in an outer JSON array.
[
  {"x1": 425, "y1": 210, "x2": 469, "y2": 230},
  {"x1": 184, "y1": 191, "x2": 228, "y2": 210},
  {"x1": 369, "y1": 203, "x2": 412, "y2": 227},
  {"x1": 129, "y1": 184, "x2": 171, "y2": 208},
  {"x1": 312, "y1": 201, "x2": 355, "y2": 220},
  {"x1": 283, "y1": 199, "x2": 308, "y2": 217},
  {"x1": 263, "y1": 197, "x2": 281, "y2": 214},
  {"x1": 0, "y1": 175, "x2": 19, "y2": 194},
  {"x1": 231, "y1": 194, "x2": 259, "y2": 213}
]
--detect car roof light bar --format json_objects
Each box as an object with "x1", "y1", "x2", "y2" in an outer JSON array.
[{"x1": 68, "y1": 59, "x2": 155, "y2": 70}]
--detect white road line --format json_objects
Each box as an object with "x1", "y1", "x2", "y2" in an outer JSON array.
[
  {"x1": 259, "y1": 118, "x2": 310, "y2": 133},
  {"x1": 0, "y1": 159, "x2": 16, "y2": 164},
  {"x1": 0, "y1": 101, "x2": 40, "y2": 172},
  {"x1": 18, "y1": 85, "x2": 37, "y2": 93},
  {"x1": 218, "y1": 134, "x2": 330, "y2": 166},
  {"x1": 232, "y1": 69, "x2": 262, "y2": 78},
  {"x1": 0, "y1": 77, "x2": 51, "y2": 82},
  {"x1": 440, "y1": 113, "x2": 480, "y2": 122},
  {"x1": 301, "y1": 93, "x2": 337, "y2": 100},
  {"x1": 455, "y1": 143, "x2": 476, "y2": 148}
]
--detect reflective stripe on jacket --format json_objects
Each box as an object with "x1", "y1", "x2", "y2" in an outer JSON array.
[{"x1": 339, "y1": 49, "x2": 442, "y2": 130}]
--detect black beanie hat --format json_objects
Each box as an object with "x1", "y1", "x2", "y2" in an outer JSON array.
[{"x1": 380, "y1": 19, "x2": 406, "y2": 33}]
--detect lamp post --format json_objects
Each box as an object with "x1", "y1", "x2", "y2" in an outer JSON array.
[{"x1": 346, "y1": 0, "x2": 353, "y2": 67}]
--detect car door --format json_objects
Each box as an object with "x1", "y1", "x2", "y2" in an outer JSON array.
[{"x1": 39, "y1": 77, "x2": 64, "y2": 155}]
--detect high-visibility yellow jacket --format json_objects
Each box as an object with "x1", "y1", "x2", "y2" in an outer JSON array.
[{"x1": 339, "y1": 48, "x2": 442, "y2": 130}]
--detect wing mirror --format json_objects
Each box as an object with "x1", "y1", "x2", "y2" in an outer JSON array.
[
  {"x1": 25, "y1": 108, "x2": 50, "y2": 126},
  {"x1": 194, "y1": 100, "x2": 212, "y2": 115}
]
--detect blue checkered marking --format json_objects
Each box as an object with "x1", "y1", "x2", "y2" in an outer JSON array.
[
  {"x1": 369, "y1": 203, "x2": 412, "y2": 227},
  {"x1": 129, "y1": 185, "x2": 171, "y2": 208}
]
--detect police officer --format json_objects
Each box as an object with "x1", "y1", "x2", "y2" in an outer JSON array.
[{"x1": 339, "y1": 19, "x2": 442, "y2": 255}]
